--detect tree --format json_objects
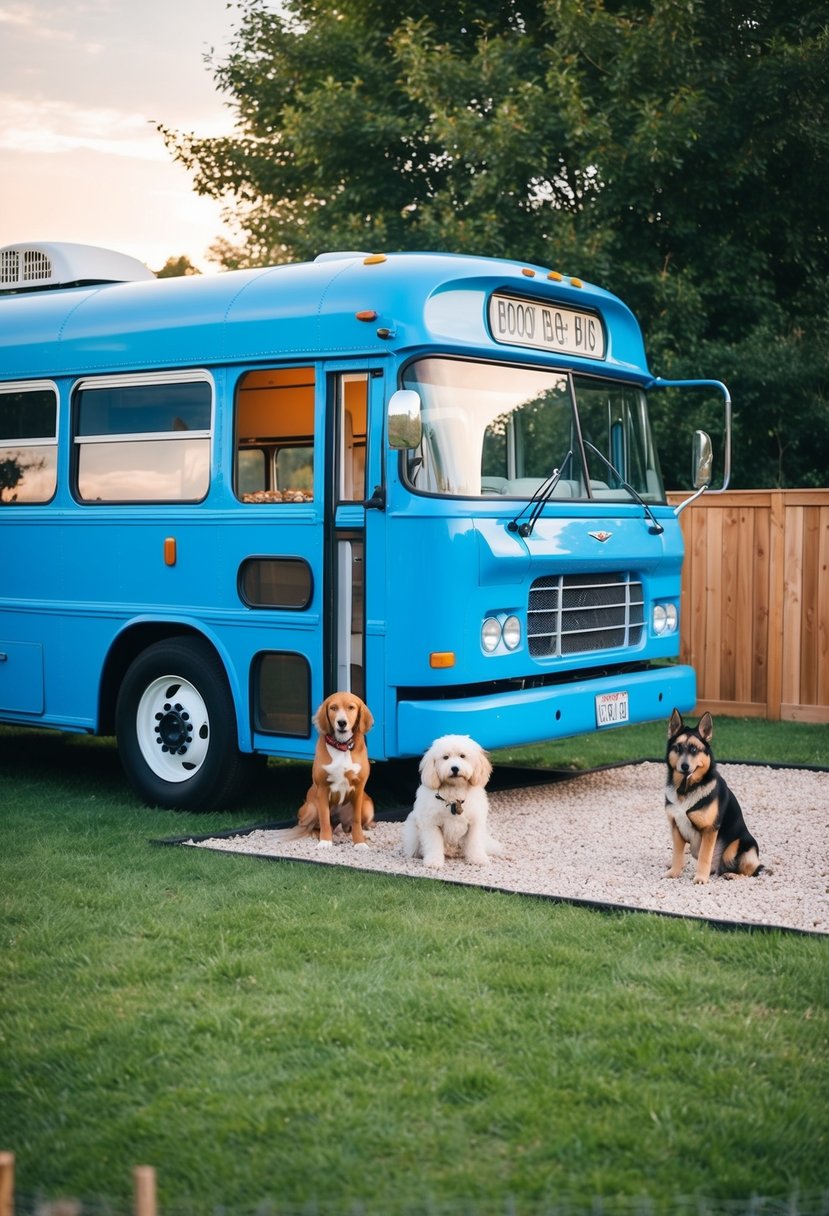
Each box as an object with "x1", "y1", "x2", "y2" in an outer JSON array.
[
  {"x1": 162, "y1": 0, "x2": 829, "y2": 487},
  {"x1": 155, "y1": 255, "x2": 202, "y2": 278}
]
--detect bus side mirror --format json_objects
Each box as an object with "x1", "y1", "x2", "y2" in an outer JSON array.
[
  {"x1": 692, "y1": 430, "x2": 713, "y2": 490},
  {"x1": 388, "y1": 389, "x2": 422, "y2": 450}
]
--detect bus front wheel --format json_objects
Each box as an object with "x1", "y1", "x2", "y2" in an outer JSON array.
[{"x1": 116, "y1": 637, "x2": 250, "y2": 811}]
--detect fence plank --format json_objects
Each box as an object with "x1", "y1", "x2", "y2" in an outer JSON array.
[
  {"x1": 781, "y1": 505, "x2": 804, "y2": 709},
  {"x1": 721, "y1": 506, "x2": 740, "y2": 702},
  {"x1": 0, "y1": 1153, "x2": 13, "y2": 1216},
  {"x1": 734, "y1": 504, "x2": 754, "y2": 704},
  {"x1": 134, "y1": 1166, "x2": 157, "y2": 1216},
  {"x1": 800, "y1": 507, "x2": 820, "y2": 706},
  {"x1": 704, "y1": 508, "x2": 724, "y2": 702},
  {"x1": 752, "y1": 503, "x2": 771, "y2": 711},
  {"x1": 819, "y1": 507, "x2": 829, "y2": 708},
  {"x1": 766, "y1": 493, "x2": 787, "y2": 720}
]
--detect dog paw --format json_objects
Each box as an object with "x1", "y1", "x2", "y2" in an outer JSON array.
[
  {"x1": 666, "y1": 868, "x2": 682, "y2": 879},
  {"x1": 693, "y1": 874, "x2": 710, "y2": 885},
  {"x1": 353, "y1": 842, "x2": 369, "y2": 850},
  {"x1": 317, "y1": 839, "x2": 333, "y2": 850},
  {"x1": 423, "y1": 858, "x2": 445, "y2": 869}
]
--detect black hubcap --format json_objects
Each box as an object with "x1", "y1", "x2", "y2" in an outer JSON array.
[{"x1": 155, "y1": 702, "x2": 193, "y2": 755}]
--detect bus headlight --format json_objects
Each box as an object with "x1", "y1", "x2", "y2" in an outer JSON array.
[
  {"x1": 502, "y1": 615, "x2": 521, "y2": 650},
  {"x1": 481, "y1": 617, "x2": 502, "y2": 653},
  {"x1": 652, "y1": 602, "x2": 678, "y2": 635}
]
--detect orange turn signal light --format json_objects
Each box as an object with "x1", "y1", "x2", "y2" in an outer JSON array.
[
  {"x1": 164, "y1": 537, "x2": 177, "y2": 566},
  {"x1": 429, "y1": 651, "x2": 456, "y2": 669}
]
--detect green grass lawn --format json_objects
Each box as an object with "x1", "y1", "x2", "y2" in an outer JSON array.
[{"x1": 1, "y1": 720, "x2": 827, "y2": 1215}]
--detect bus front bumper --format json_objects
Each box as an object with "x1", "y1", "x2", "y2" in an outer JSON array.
[{"x1": 395, "y1": 664, "x2": 696, "y2": 757}]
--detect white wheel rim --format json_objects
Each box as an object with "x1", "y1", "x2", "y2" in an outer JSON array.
[{"x1": 134, "y1": 673, "x2": 212, "y2": 784}]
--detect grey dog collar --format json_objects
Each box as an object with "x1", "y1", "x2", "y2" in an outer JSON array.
[{"x1": 435, "y1": 792, "x2": 464, "y2": 816}]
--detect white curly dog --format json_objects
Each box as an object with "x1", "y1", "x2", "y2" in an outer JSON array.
[{"x1": 402, "y1": 734, "x2": 504, "y2": 868}]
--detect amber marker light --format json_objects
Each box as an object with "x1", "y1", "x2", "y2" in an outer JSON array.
[
  {"x1": 547, "y1": 270, "x2": 564, "y2": 281},
  {"x1": 570, "y1": 277, "x2": 584, "y2": 288},
  {"x1": 429, "y1": 652, "x2": 456, "y2": 669},
  {"x1": 164, "y1": 537, "x2": 177, "y2": 566},
  {"x1": 355, "y1": 310, "x2": 378, "y2": 321},
  {"x1": 521, "y1": 268, "x2": 536, "y2": 277},
  {"x1": 363, "y1": 254, "x2": 387, "y2": 264}
]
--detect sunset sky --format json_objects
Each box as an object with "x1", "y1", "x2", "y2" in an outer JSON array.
[{"x1": 0, "y1": 0, "x2": 252, "y2": 273}]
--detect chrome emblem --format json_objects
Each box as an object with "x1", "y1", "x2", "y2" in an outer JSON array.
[{"x1": 589, "y1": 530, "x2": 612, "y2": 543}]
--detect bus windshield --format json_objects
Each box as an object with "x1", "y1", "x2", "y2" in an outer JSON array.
[{"x1": 401, "y1": 357, "x2": 665, "y2": 503}]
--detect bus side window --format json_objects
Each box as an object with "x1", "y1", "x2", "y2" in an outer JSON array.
[
  {"x1": 74, "y1": 376, "x2": 211, "y2": 503},
  {"x1": 235, "y1": 368, "x2": 315, "y2": 504},
  {"x1": 0, "y1": 383, "x2": 58, "y2": 504}
]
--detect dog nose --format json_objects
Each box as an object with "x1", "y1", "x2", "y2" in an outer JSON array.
[
  {"x1": 680, "y1": 761, "x2": 691, "y2": 773},
  {"x1": 336, "y1": 718, "x2": 347, "y2": 731},
  {"x1": 450, "y1": 765, "x2": 460, "y2": 776}
]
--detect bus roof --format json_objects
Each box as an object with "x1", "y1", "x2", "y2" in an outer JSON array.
[{"x1": 0, "y1": 247, "x2": 651, "y2": 382}]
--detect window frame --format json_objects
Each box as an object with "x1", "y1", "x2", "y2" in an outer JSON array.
[
  {"x1": 0, "y1": 378, "x2": 59, "y2": 505},
  {"x1": 72, "y1": 370, "x2": 213, "y2": 505}
]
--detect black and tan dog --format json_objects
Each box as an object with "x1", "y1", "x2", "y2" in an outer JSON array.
[{"x1": 665, "y1": 709, "x2": 764, "y2": 884}]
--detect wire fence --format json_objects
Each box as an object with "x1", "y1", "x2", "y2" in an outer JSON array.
[
  {"x1": 8, "y1": 1184, "x2": 829, "y2": 1216},
  {"x1": 4, "y1": 1154, "x2": 828, "y2": 1216}
]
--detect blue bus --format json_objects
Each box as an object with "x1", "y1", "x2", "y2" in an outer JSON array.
[{"x1": 0, "y1": 241, "x2": 729, "y2": 810}]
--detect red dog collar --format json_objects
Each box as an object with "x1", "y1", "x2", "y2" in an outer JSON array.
[{"x1": 325, "y1": 734, "x2": 354, "y2": 752}]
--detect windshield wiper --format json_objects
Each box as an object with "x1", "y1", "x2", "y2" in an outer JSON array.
[
  {"x1": 583, "y1": 441, "x2": 664, "y2": 535},
  {"x1": 508, "y1": 450, "x2": 574, "y2": 538}
]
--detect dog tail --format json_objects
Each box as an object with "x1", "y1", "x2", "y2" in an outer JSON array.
[{"x1": 264, "y1": 824, "x2": 314, "y2": 842}]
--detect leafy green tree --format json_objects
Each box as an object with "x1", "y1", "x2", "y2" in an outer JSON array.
[{"x1": 162, "y1": 0, "x2": 829, "y2": 487}]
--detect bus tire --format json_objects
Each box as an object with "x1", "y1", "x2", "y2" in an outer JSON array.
[{"x1": 116, "y1": 637, "x2": 250, "y2": 811}]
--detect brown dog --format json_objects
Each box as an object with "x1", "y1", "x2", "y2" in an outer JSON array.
[{"x1": 295, "y1": 692, "x2": 374, "y2": 849}]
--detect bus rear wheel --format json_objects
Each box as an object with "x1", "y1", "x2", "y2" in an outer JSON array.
[{"x1": 116, "y1": 637, "x2": 250, "y2": 811}]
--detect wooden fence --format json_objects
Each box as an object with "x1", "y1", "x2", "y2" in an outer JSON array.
[
  {"x1": 0, "y1": 1154, "x2": 156, "y2": 1216},
  {"x1": 666, "y1": 489, "x2": 829, "y2": 723}
]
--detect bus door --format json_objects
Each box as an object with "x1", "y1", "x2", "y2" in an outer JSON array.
[
  {"x1": 326, "y1": 363, "x2": 386, "y2": 712},
  {"x1": 237, "y1": 362, "x2": 384, "y2": 755},
  {"x1": 234, "y1": 364, "x2": 325, "y2": 753}
]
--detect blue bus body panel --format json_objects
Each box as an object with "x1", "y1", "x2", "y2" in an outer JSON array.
[
  {"x1": 0, "y1": 252, "x2": 651, "y2": 380},
  {"x1": 397, "y1": 664, "x2": 696, "y2": 756}
]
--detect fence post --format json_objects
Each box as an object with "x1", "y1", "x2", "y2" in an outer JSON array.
[
  {"x1": 766, "y1": 491, "x2": 786, "y2": 720},
  {"x1": 0, "y1": 1153, "x2": 14, "y2": 1216},
  {"x1": 133, "y1": 1166, "x2": 157, "y2": 1216}
]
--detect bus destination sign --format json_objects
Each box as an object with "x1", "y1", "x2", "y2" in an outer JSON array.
[{"x1": 489, "y1": 294, "x2": 606, "y2": 360}]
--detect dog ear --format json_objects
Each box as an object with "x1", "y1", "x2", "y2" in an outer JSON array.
[
  {"x1": 668, "y1": 708, "x2": 683, "y2": 737},
  {"x1": 419, "y1": 746, "x2": 441, "y2": 789},
  {"x1": 314, "y1": 698, "x2": 332, "y2": 734},
  {"x1": 471, "y1": 746, "x2": 493, "y2": 787},
  {"x1": 698, "y1": 711, "x2": 713, "y2": 743},
  {"x1": 357, "y1": 699, "x2": 374, "y2": 735}
]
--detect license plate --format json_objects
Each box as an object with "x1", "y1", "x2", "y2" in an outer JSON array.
[{"x1": 596, "y1": 691, "x2": 629, "y2": 727}]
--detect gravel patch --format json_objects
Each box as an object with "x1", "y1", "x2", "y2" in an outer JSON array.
[{"x1": 184, "y1": 762, "x2": 829, "y2": 934}]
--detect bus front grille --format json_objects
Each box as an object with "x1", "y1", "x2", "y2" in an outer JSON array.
[{"x1": 528, "y1": 572, "x2": 645, "y2": 658}]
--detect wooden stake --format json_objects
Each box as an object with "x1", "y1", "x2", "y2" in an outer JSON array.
[
  {"x1": 0, "y1": 1153, "x2": 14, "y2": 1216},
  {"x1": 133, "y1": 1166, "x2": 157, "y2": 1216}
]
